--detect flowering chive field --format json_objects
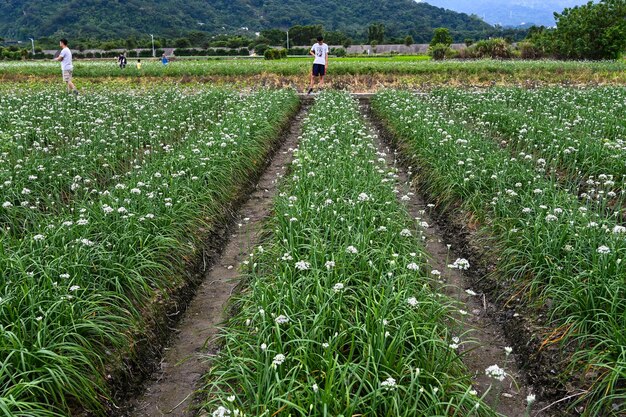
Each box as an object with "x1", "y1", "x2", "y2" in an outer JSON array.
[
  {"x1": 0, "y1": 86, "x2": 298, "y2": 415},
  {"x1": 372, "y1": 90, "x2": 626, "y2": 415},
  {"x1": 202, "y1": 92, "x2": 496, "y2": 417},
  {"x1": 427, "y1": 87, "x2": 626, "y2": 207}
]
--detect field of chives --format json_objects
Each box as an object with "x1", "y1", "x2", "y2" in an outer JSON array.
[
  {"x1": 0, "y1": 86, "x2": 298, "y2": 416},
  {"x1": 202, "y1": 92, "x2": 496, "y2": 417},
  {"x1": 2, "y1": 78, "x2": 626, "y2": 417},
  {"x1": 372, "y1": 88, "x2": 626, "y2": 416}
]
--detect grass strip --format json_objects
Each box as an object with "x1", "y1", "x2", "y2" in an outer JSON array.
[{"x1": 3, "y1": 59, "x2": 626, "y2": 84}]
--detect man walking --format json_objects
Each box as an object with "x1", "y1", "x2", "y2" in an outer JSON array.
[
  {"x1": 54, "y1": 38, "x2": 78, "y2": 95},
  {"x1": 307, "y1": 36, "x2": 328, "y2": 95}
]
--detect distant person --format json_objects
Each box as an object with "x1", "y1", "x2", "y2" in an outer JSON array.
[
  {"x1": 118, "y1": 53, "x2": 127, "y2": 69},
  {"x1": 307, "y1": 36, "x2": 328, "y2": 95},
  {"x1": 54, "y1": 38, "x2": 78, "y2": 95},
  {"x1": 136, "y1": 59, "x2": 142, "y2": 70},
  {"x1": 161, "y1": 53, "x2": 169, "y2": 65}
]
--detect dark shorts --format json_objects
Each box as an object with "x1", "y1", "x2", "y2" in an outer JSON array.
[{"x1": 312, "y1": 63, "x2": 326, "y2": 76}]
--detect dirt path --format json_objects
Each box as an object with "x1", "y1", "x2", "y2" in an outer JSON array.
[
  {"x1": 126, "y1": 104, "x2": 309, "y2": 417},
  {"x1": 359, "y1": 99, "x2": 541, "y2": 417}
]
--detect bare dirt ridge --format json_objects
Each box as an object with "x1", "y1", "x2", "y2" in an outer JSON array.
[
  {"x1": 360, "y1": 98, "x2": 571, "y2": 417},
  {"x1": 116, "y1": 104, "x2": 309, "y2": 417}
]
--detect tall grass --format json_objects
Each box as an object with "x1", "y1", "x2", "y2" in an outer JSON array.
[{"x1": 2, "y1": 59, "x2": 626, "y2": 84}]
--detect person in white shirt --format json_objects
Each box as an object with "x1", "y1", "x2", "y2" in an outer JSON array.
[
  {"x1": 307, "y1": 36, "x2": 329, "y2": 95},
  {"x1": 54, "y1": 38, "x2": 78, "y2": 95}
]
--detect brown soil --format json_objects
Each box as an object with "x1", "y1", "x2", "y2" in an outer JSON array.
[
  {"x1": 360, "y1": 99, "x2": 567, "y2": 417},
  {"x1": 118, "y1": 103, "x2": 308, "y2": 417}
]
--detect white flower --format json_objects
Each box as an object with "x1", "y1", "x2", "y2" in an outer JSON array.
[
  {"x1": 485, "y1": 364, "x2": 506, "y2": 381},
  {"x1": 69, "y1": 285, "x2": 80, "y2": 292},
  {"x1": 325, "y1": 260, "x2": 335, "y2": 270},
  {"x1": 21, "y1": 188, "x2": 31, "y2": 195},
  {"x1": 469, "y1": 389, "x2": 478, "y2": 396},
  {"x1": 275, "y1": 315, "x2": 289, "y2": 324},
  {"x1": 312, "y1": 383, "x2": 319, "y2": 393},
  {"x1": 465, "y1": 289, "x2": 477, "y2": 296},
  {"x1": 400, "y1": 228, "x2": 412, "y2": 237},
  {"x1": 60, "y1": 273, "x2": 70, "y2": 279},
  {"x1": 295, "y1": 260, "x2": 310, "y2": 270},
  {"x1": 526, "y1": 394, "x2": 536, "y2": 405},
  {"x1": 407, "y1": 297, "x2": 418, "y2": 307},
  {"x1": 545, "y1": 214, "x2": 558, "y2": 222},
  {"x1": 227, "y1": 395, "x2": 235, "y2": 402},
  {"x1": 346, "y1": 246, "x2": 358, "y2": 254},
  {"x1": 407, "y1": 262, "x2": 420, "y2": 271},
  {"x1": 458, "y1": 309, "x2": 468, "y2": 315},
  {"x1": 322, "y1": 342, "x2": 329, "y2": 348},
  {"x1": 281, "y1": 253, "x2": 293, "y2": 261},
  {"x1": 212, "y1": 406, "x2": 231, "y2": 417},
  {"x1": 117, "y1": 207, "x2": 127, "y2": 214},
  {"x1": 419, "y1": 221, "x2": 429, "y2": 228},
  {"x1": 333, "y1": 283, "x2": 345, "y2": 292},
  {"x1": 597, "y1": 245, "x2": 611, "y2": 254},
  {"x1": 130, "y1": 188, "x2": 141, "y2": 194},
  {"x1": 79, "y1": 238, "x2": 95, "y2": 246},
  {"x1": 260, "y1": 343, "x2": 267, "y2": 351},
  {"x1": 272, "y1": 353, "x2": 286, "y2": 366},
  {"x1": 504, "y1": 346, "x2": 513, "y2": 355},
  {"x1": 448, "y1": 258, "x2": 470, "y2": 270},
  {"x1": 358, "y1": 193, "x2": 370, "y2": 201},
  {"x1": 401, "y1": 195, "x2": 410, "y2": 201},
  {"x1": 522, "y1": 207, "x2": 532, "y2": 214},
  {"x1": 33, "y1": 234, "x2": 45, "y2": 241},
  {"x1": 430, "y1": 269, "x2": 441, "y2": 276},
  {"x1": 381, "y1": 377, "x2": 397, "y2": 389},
  {"x1": 76, "y1": 219, "x2": 89, "y2": 225},
  {"x1": 377, "y1": 225, "x2": 388, "y2": 232},
  {"x1": 613, "y1": 226, "x2": 626, "y2": 234},
  {"x1": 2, "y1": 202, "x2": 12, "y2": 208}
]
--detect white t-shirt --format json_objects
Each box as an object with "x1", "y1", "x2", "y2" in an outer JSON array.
[
  {"x1": 311, "y1": 43, "x2": 328, "y2": 65},
  {"x1": 59, "y1": 47, "x2": 73, "y2": 71}
]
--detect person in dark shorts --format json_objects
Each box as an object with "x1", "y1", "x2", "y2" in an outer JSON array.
[
  {"x1": 118, "y1": 53, "x2": 127, "y2": 69},
  {"x1": 307, "y1": 36, "x2": 329, "y2": 95}
]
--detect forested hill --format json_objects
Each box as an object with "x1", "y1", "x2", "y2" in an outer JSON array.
[{"x1": 0, "y1": 0, "x2": 493, "y2": 42}]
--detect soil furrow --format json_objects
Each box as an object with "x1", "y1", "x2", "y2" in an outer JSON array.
[
  {"x1": 359, "y1": 99, "x2": 541, "y2": 417},
  {"x1": 123, "y1": 103, "x2": 309, "y2": 417}
]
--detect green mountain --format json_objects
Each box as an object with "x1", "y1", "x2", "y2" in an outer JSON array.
[{"x1": 0, "y1": 0, "x2": 493, "y2": 42}]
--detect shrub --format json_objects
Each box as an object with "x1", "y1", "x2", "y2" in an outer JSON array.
[
  {"x1": 264, "y1": 48, "x2": 287, "y2": 60},
  {"x1": 429, "y1": 43, "x2": 451, "y2": 60},
  {"x1": 254, "y1": 43, "x2": 270, "y2": 56},
  {"x1": 331, "y1": 47, "x2": 346, "y2": 57},
  {"x1": 517, "y1": 41, "x2": 544, "y2": 59},
  {"x1": 470, "y1": 38, "x2": 513, "y2": 59}
]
